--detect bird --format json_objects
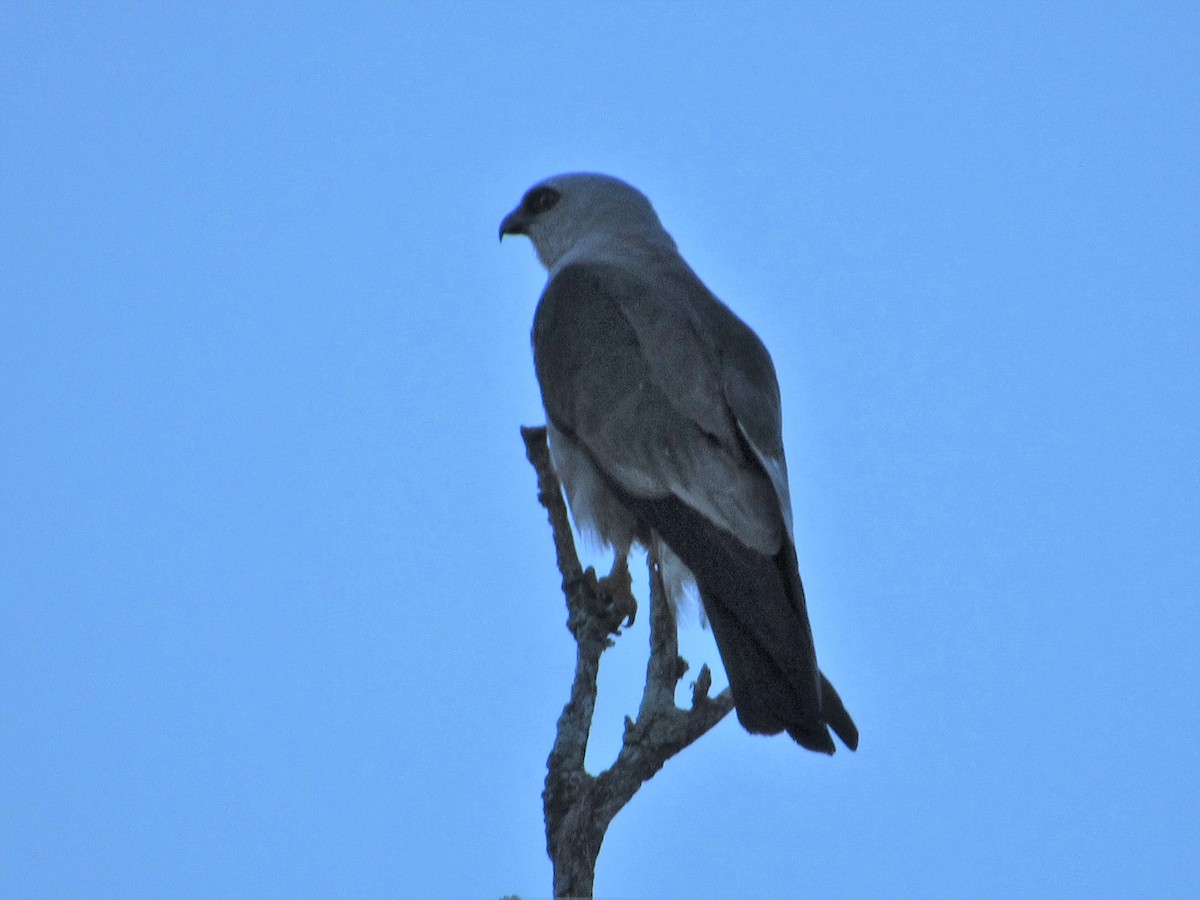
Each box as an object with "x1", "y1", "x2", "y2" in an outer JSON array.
[{"x1": 500, "y1": 173, "x2": 857, "y2": 755}]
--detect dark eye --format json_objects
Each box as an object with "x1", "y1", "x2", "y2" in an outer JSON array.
[{"x1": 523, "y1": 186, "x2": 561, "y2": 215}]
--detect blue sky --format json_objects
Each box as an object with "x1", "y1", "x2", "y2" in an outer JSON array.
[{"x1": 2, "y1": 2, "x2": 1198, "y2": 897}]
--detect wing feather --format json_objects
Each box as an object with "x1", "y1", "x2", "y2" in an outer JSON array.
[{"x1": 533, "y1": 261, "x2": 787, "y2": 555}]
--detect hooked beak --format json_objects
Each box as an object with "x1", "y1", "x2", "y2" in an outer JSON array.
[{"x1": 498, "y1": 206, "x2": 528, "y2": 241}]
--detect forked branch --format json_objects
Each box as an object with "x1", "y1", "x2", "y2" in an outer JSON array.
[{"x1": 521, "y1": 425, "x2": 734, "y2": 897}]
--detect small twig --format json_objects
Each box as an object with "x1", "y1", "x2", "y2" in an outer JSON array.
[{"x1": 521, "y1": 426, "x2": 734, "y2": 898}]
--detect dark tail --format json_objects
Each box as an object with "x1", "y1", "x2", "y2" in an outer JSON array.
[
  {"x1": 616, "y1": 491, "x2": 857, "y2": 754},
  {"x1": 819, "y1": 671, "x2": 859, "y2": 751},
  {"x1": 704, "y1": 591, "x2": 857, "y2": 754}
]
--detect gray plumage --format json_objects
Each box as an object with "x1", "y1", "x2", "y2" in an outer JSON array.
[{"x1": 500, "y1": 173, "x2": 857, "y2": 754}]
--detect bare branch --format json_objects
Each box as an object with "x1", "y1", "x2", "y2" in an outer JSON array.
[{"x1": 521, "y1": 425, "x2": 734, "y2": 897}]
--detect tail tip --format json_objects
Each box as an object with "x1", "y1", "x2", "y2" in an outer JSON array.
[{"x1": 786, "y1": 723, "x2": 837, "y2": 755}]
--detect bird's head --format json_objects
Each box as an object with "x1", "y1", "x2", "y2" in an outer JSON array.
[{"x1": 499, "y1": 173, "x2": 676, "y2": 272}]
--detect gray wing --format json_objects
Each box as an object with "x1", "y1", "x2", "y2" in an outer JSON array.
[
  {"x1": 532, "y1": 260, "x2": 788, "y2": 556},
  {"x1": 706, "y1": 289, "x2": 797, "y2": 543}
]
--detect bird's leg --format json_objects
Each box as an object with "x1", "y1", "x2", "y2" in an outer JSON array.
[{"x1": 590, "y1": 549, "x2": 637, "y2": 630}]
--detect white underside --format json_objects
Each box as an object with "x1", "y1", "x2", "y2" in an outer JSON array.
[
  {"x1": 548, "y1": 422, "x2": 707, "y2": 625},
  {"x1": 654, "y1": 536, "x2": 707, "y2": 627}
]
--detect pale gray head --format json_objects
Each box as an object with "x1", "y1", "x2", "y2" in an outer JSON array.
[{"x1": 499, "y1": 173, "x2": 677, "y2": 272}]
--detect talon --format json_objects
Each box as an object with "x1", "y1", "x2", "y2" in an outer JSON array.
[{"x1": 596, "y1": 554, "x2": 637, "y2": 629}]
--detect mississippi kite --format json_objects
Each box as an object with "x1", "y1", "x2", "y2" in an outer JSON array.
[{"x1": 500, "y1": 173, "x2": 857, "y2": 755}]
